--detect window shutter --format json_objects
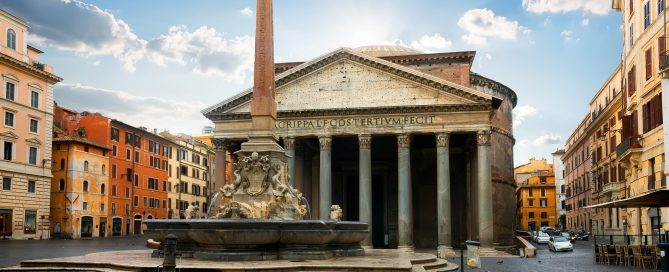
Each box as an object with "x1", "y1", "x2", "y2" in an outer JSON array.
[
  {"x1": 646, "y1": 48, "x2": 653, "y2": 79},
  {"x1": 659, "y1": 36, "x2": 666, "y2": 70}
]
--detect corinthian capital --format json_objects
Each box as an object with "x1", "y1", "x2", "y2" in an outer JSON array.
[
  {"x1": 283, "y1": 137, "x2": 296, "y2": 150},
  {"x1": 319, "y1": 136, "x2": 332, "y2": 151},
  {"x1": 477, "y1": 130, "x2": 491, "y2": 146},
  {"x1": 212, "y1": 138, "x2": 228, "y2": 151},
  {"x1": 358, "y1": 134, "x2": 372, "y2": 149},
  {"x1": 397, "y1": 134, "x2": 411, "y2": 148},
  {"x1": 436, "y1": 133, "x2": 450, "y2": 148}
]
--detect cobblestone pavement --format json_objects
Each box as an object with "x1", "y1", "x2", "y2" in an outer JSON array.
[
  {"x1": 446, "y1": 241, "x2": 650, "y2": 272},
  {"x1": 0, "y1": 235, "x2": 146, "y2": 268},
  {"x1": 0, "y1": 236, "x2": 657, "y2": 271}
]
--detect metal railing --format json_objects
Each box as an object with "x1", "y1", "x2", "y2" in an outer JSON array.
[
  {"x1": 661, "y1": 50, "x2": 669, "y2": 71},
  {"x1": 615, "y1": 136, "x2": 642, "y2": 157}
]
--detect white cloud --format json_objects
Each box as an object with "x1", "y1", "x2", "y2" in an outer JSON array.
[
  {"x1": 543, "y1": 16, "x2": 552, "y2": 26},
  {"x1": 240, "y1": 7, "x2": 253, "y2": 16},
  {"x1": 408, "y1": 33, "x2": 452, "y2": 52},
  {"x1": 457, "y1": 8, "x2": 529, "y2": 46},
  {"x1": 561, "y1": 29, "x2": 574, "y2": 41},
  {"x1": 484, "y1": 53, "x2": 492, "y2": 60},
  {"x1": 55, "y1": 83, "x2": 208, "y2": 133},
  {"x1": 147, "y1": 25, "x2": 254, "y2": 83},
  {"x1": 512, "y1": 105, "x2": 538, "y2": 127},
  {"x1": 581, "y1": 18, "x2": 590, "y2": 26},
  {"x1": 522, "y1": 0, "x2": 610, "y2": 15},
  {"x1": 532, "y1": 134, "x2": 563, "y2": 146},
  {"x1": 517, "y1": 139, "x2": 530, "y2": 147},
  {"x1": 4, "y1": 0, "x2": 146, "y2": 72}
]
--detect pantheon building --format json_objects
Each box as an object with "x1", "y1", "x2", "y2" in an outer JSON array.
[{"x1": 203, "y1": 45, "x2": 517, "y2": 250}]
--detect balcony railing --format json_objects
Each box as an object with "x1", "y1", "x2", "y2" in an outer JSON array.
[
  {"x1": 601, "y1": 181, "x2": 624, "y2": 195},
  {"x1": 661, "y1": 50, "x2": 669, "y2": 72},
  {"x1": 615, "y1": 136, "x2": 642, "y2": 160}
]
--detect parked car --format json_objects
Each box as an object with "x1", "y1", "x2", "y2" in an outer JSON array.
[
  {"x1": 548, "y1": 236, "x2": 573, "y2": 251},
  {"x1": 535, "y1": 231, "x2": 550, "y2": 244},
  {"x1": 574, "y1": 231, "x2": 590, "y2": 241},
  {"x1": 540, "y1": 226, "x2": 556, "y2": 232}
]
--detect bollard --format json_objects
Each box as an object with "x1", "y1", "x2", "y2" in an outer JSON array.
[
  {"x1": 659, "y1": 243, "x2": 669, "y2": 272},
  {"x1": 163, "y1": 234, "x2": 178, "y2": 272}
]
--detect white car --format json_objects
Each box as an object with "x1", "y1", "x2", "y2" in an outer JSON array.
[
  {"x1": 535, "y1": 231, "x2": 550, "y2": 244},
  {"x1": 548, "y1": 236, "x2": 573, "y2": 251}
]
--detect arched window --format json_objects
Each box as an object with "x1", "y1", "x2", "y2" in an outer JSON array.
[
  {"x1": 100, "y1": 184, "x2": 105, "y2": 195},
  {"x1": 102, "y1": 164, "x2": 106, "y2": 175},
  {"x1": 60, "y1": 158, "x2": 65, "y2": 170},
  {"x1": 59, "y1": 179, "x2": 65, "y2": 191},
  {"x1": 6, "y1": 29, "x2": 16, "y2": 50},
  {"x1": 84, "y1": 161, "x2": 89, "y2": 172},
  {"x1": 83, "y1": 180, "x2": 89, "y2": 192}
]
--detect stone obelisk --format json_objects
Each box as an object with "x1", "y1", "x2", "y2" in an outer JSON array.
[{"x1": 241, "y1": 0, "x2": 282, "y2": 152}]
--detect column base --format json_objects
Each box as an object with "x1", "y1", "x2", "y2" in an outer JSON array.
[
  {"x1": 437, "y1": 245, "x2": 457, "y2": 258},
  {"x1": 397, "y1": 245, "x2": 415, "y2": 253}
]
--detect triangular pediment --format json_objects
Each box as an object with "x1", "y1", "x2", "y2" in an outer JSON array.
[
  {"x1": 26, "y1": 137, "x2": 41, "y2": 145},
  {"x1": 0, "y1": 131, "x2": 19, "y2": 139},
  {"x1": 203, "y1": 48, "x2": 497, "y2": 117}
]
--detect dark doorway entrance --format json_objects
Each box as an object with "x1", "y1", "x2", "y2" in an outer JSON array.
[
  {"x1": 0, "y1": 209, "x2": 12, "y2": 238},
  {"x1": 112, "y1": 218, "x2": 122, "y2": 236},
  {"x1": 99, "y1": 218, "x2": 107, "y2": 237},
  {"x1": 81, "y1": 216, "x2": 93, "y2": 238},
  {"x1": 372, "y1": 174, "x2": 387, "y2": 248},
  {"x1": 133, "y1": 215, "x2": 142, "y2": 235}
]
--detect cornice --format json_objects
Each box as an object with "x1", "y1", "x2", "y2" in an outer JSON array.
[
  {"x1": 0, "y1": 53, "x2": 62, "y2": 84},
  {"x1": 470, "y1": 73, "x2": 518, "y2": 107},
  {"x1": 207, "y1": 103, "x2": 492, "y2": 121}
]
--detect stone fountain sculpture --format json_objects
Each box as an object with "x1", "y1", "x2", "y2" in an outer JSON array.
[{"x1": 215, "y1": 152, "x2": 306, "y2": 220}]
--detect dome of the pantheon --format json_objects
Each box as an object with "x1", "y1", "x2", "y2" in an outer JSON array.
[{"x1": 354, "y1": 44, "x2": 422, "y2": 57}]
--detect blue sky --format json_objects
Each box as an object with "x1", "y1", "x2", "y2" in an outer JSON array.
[{"x1": 3, "y1": 0, "x2": 622, "y2": 166}]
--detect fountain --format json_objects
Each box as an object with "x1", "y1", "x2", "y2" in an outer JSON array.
[{"x1": 143, "y1": 0, "x2": 368, "y2": 261}]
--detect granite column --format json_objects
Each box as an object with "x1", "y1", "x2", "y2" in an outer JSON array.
[
  {"x1": 477, "y1": 130, "x2": 493, "y2": 247},
  {"x1": 397, "y1": 134, "x2": 413, "y2": 251},
  {"x1": 319, "y1": 136, "x2": 332, "y2": 220},
  {"x1": 358, "y1": 134, "x2": 372, "y2": 246},
  {"x1": 436, "y1": 133, "x2": 452, "y2": 256}
]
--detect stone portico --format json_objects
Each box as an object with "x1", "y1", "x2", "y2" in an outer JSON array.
[{"x1": 203, "y1": 46, "x2": 517, "y2": 251}]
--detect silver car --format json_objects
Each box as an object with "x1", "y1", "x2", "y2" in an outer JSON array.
[{"x1": 535, "y1": 231, "x2": 550, "y2": 244}]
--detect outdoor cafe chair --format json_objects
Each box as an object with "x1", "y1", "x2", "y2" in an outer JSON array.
[
  {"x1": 631, "y1": 245, "x2": 643, "y2": 268},
  {"x1": 601, "y1": 245, "x2": 616, "y2": 265},
  {"x1": 614, "y1": 245, "x2": 625, "y2": 265},
  {"x1": 593, "y1": 245, "x2": 600, "y2": 263}
]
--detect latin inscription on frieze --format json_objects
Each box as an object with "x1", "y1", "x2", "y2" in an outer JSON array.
[{"x1": 275, "y1": 115, "x2": 436, "y2": 129}]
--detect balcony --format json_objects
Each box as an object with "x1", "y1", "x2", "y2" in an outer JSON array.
[
  {"x1": 661, "y1": 50, "x2": 669, "y2": 73},
  {"x1": 601, "y1": 182, "x2": 624, "y2": 196},
  {"x1": 615, "y1": 136, "x2": 642, "y2": 168}
]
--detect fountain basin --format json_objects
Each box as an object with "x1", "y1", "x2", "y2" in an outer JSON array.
[{"x1": 144, "y1": 219, "x2": 368, "y2": 261}]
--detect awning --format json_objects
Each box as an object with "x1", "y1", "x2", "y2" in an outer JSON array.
[{"x1": 584, "y1": 188, "x2": 669, "y2": 209}]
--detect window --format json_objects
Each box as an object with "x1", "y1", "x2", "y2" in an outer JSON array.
[
  {"x1": 111, "y1": 164, "x2": 117, "y2": 179},
  {"x1": 84, "y1": 161, "x2": 89, "y2": 172},
  {"x1": 111, "y1": 203, "x2": 116, "y2": 215},
  {"x1": 660, "y1": 36, "x2": 667, "y2": 70},
  {"x1": 29, "y1": 119, "x2": 38, "y2": 133},
  {"x1": 30, "y1": 91, "x2": 39, "y2": 108},
  {"x1": 528, "y1": 189, "x2": 534, "y2": 197},
  {"x1": 181, "y1": 165, "x2": 188, "y2": 176},
  {"x1": 27, "y1": 180, "x2": 35, "y2": 193},
  {"x1": 644, "y1": 1, "x2": 651, "y2": 29},
  {"x1": 163, "y1": 180, "x2": 167, "y2": 191},
  {"x1": 24, "y1": 210, "x2": 36, "y2": 235},
  {"x1": 125, "y1": 132, "x2": 133, "y2": 144},
  {"x1": 642, "y1": 93, "x2": 663, "y2": 133},
  {"x1": 630, "y1": 23, "x2": 635, "y2": 47},
  {"x1": 83, "y1": 180, "x2": 89, "y2": 192},
  {"x1": 126, "y1": 149, "x2": 131, "y2": 160},
  {"x1": 102, "y1": 164, "x2": 106, "y2": 175},
  {"x1": 134, "y1": 151, "x2": 139, "y2": 163},
  {"x1": 540, "y1": 198, "x2": 547, "y2": 207},
  {"x1": 111, "y1": 185, "x2": 117, "y2": 196},
  {"x1": 134, "y1": 174, "x2": 139, "y2": 187},
  {"x1": 112, "y1": 145, "x2": 117, "y2": 157},
  {"x1": 143, "y1": 196, "x2": 147, "y2": 207},
  {"x1": 628, "y1": 65, "x2": 637, "y2": 96},
  {"x1": 561, "y1": 200, "x2": 566, "y2": 210},
  {"x1": 529, "y1": 212, "x2": 535, "y2": 218},
  {"x1": 28, "y1": 147, "x2": 37, "y2": 165},
  {"x1": 125, "y1": 187, "x2": 130, "y2": 198},
  {"x1": 5, "y1": 111, "x2": 14, "y2": 127},
  {"x1": 5, "y1": 82, "x2": 15, "y2": 100},
  {"x1": 541, "y1": 212, "x2": 547, "y2": 219},
  {"x1": 101, "y1": 184, "x2": 105, "y2": 195},
  {"x1": 3, "y1": 141, "x2": 13, "y2": 160},
  {"x1": 528, "y1": 199, "x2": 534, "y2": 207},
  {"x1": 540, "y1": 188, "x2": 546, "y2": 196},
  {"x1": 2, "y1": 177, "x2": 10, "y2": 190},
  {"x1": 133, "y1": 196, "x2": 138, "y2": 206},
  {"x1": 59, "y1": 179, "x2": 65, "y2": 191},
  {"x1": 101, "y1": 203, "x2": 105, "y2": 212},
  {"x1": 111, "y1": 128, "x2": 119, "y2": 141},
  {"x1": 646, "y1": 47, "x2": 653, "y2": 79},
  {"x1": 561, "y1": 184, "x2": 565, "y2": 194},
  {"x1": 660, "y1": 0, "x2": 666, "y2": 14},
  {"x1": 6, "y1": 29, "x2": 16, "y2": 50},
  {"x1": 630, "y1": 0, "x2": 635, "y2": 14},
  {"x1": 82, "y1": 201, "x2": 88, "y2": 210}
]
